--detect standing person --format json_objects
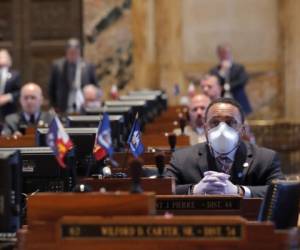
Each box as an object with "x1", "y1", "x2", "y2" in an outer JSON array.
[
  {"x1": 48, "y1": 38, "x2": 98, "y2": 113},
  {"x1": 200, "y1": 74, "x2": 222, "y2": 101},
  {"x1": 2, "y1": 83, "x2": 54, "y2": 136},
  {"x1": 210, "y1": 44, "x2": 252, "y2": 115},
  {"x1": 167, "y1": 98, "x2": 282, "y2": 197},
  {"x1": 0, "y1": 49, "x2": 21, "y2": 120}
]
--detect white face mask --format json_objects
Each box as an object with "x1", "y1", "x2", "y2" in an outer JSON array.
[{"x1": 207, "y1": 122, "x2": 239, "y2": 155}]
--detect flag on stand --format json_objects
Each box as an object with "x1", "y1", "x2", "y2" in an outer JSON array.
[
  {"x1": 127, "y1": 114, "x2": 144, "y2": 158},
  {"x1": 173, "y1": 83, "x2": 180, "y2": 96},
  {"x1": 110, "y1": 84, "x2": 119, "y2": 100},
  {"x1": 93, "y1": 112, "x2": 114, "y2": 161},
  {"x1": 46, "y1": 116, "x2": 73, "y2": 168}
]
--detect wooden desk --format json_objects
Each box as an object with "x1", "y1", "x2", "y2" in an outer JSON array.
[
  {"x1": 142, "y1": 134, "x2": 189, "y2": 149},
  {"x1": 156, "y1": 195, "x2": 262, "y2": 220},
  {"x1": 113, "y1": 151, "x2": 172, "y2": 166},
  {"x1": 23, "y1": 215, "x2": 298, "y2": 250},
  {"x1": 0, "y1": 134, "x2": 36, "y2": 147},
  {"x1": 80, "y1": 177, "x2": 175, "y2": 195}
]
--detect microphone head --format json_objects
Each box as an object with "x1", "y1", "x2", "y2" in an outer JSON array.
[
  {"x1": 72, "y1": 184, "x2": 92, "y2": 193},
  {"x1": 167, "y1": 133, "x2": 177, "y2": 152},
  {"x1": 102, "y1": 166, "x2": 112, "y2": 177},
  {"x1": 155, "y1": 152, "x2": 165, "y2": 177},
  {"x1": 178, "y1": 114, "x2": 186, "y2": 135}
]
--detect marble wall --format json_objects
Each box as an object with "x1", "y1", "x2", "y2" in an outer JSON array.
[
  {"x1": 83, "y1": 0, "x2": 133, "y2": 98},
  {"x1": 83, "y1": 0, "x2": 300, "y2": 119}
]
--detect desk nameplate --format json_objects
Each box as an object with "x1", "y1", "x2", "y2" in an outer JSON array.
[
  {"x1": 156, "y1": 197, "x2": 240, "y2": 210},
  {"x1": 61, "y1": 224, "x2": 242, "y2": 240}
]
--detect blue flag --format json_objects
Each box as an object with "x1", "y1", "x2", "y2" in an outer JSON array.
[
  {"x1": 127, "y1": 116, "x2": 144, "y2": 158},
  {"x1": 93, "y1": 112, "x2": 114, "y2": 160}
]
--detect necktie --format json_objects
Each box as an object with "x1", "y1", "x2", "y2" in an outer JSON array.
[
  {"x1": 29, "y1": 114, "x2": 35, "y2": 124},
  {"x1": 0, "y1": 69, "x2": 5, "y2": 94},
  {"x1": 217, "y1": 155, "x2": 233, "y2": 174}
]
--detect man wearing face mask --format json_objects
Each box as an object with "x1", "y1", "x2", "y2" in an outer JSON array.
[{"x1": 166, "y1": 98, "x2": 283, "y2": 198}]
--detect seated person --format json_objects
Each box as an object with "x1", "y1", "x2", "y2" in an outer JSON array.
[
  {"x1": 81, "y1": 84, "x2": 102, "y2": 111},
  {"x1": 174, "y1": 94, "x2": 211, "y2": 145},
  {"x1": 200, "y1": 74, "x2": 222, "y2": 100},
  {"x1": 2, "y1": 82, "x2": 54, "y2": 136},
  {"x1": 166, "y1": 98, "x2": 283, "y2": 198}
]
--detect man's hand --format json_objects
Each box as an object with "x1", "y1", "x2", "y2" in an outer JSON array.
[
  {"x1": 224, "y1": 179, "x2": 238, "y2": 195},
  {"x1": 193, "y1": 171, "x2": 238, "y2": 195},
  {"x1": 0, "y1": 94, "x2": 12, "y2": 106},
  {"x1": 193, "y1": 171, "x2": 227, "y2": 194}
]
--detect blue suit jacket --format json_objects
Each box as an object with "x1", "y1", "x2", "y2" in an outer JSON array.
[{"x1": 210, "y1": 63, "x2": 252, "y2": 115}]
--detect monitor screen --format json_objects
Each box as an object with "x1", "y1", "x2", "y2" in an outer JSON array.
[
  {"x1": 0, "y1": 150, "x2": 21, "y2": 233},
  {"x1": 119, "y1": 95, "x2": 159, "y2": 121},
  {"x1": 36, "y1": 128, "x2": 99, "y2": 176},
  {"x1": 66, "y1": 115, "x2": 125, "y2": 150},
  {"x1": 129, "y1": 90, "x2": 167, "y2": 111},
  {"x1": 104, "y1": 100, "x2": 147, "y2": 129},
  {"x1": 82, "y1": 106, "x2": 134, "y2": 138},
  {"x1": 0, "y1": 147, "x2": 74, "y2": 194}
]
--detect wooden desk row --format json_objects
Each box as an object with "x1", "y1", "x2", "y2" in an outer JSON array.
[{"x1": 19, "y1": 193, "x2": 297, "y2": 250}]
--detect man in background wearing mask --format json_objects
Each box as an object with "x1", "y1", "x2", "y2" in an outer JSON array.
[
  {"x1": 166, "y1": 98, "x2": 283, "y2": 198},
  {"x1": 81, "y1": 84, "x2": 102, "y2": 112}
]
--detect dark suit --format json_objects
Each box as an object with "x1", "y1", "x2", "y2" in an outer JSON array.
[
  {"x1": 210, "y1": 63, "x2": 252, "y2": 115},
  {"x1": 0, "y1": 69, "x2": 21, "y2": 119},
  {"x1": 166, "y1": 141, "x2": 283, "y2": 197},
  {"x1": 2, "y1": 111, "x2": 54, "y2": 136},
  {"x1": 48, "y1": 58, "x2": 97, "y2": 113}
]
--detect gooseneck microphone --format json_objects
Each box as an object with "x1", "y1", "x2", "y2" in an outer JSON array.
[
  {"x1": 178, "y1": 114, "x2": 186, "y2": 135},
  {"x1": 155, "y1": 152, "x2": 165, "y2": 178},
  {"x1": 168, "y1": 133, "x2": 177, "y2": 152},
  {"x1": 129, "y1": 159, "x2": 143, "y2": 193}
]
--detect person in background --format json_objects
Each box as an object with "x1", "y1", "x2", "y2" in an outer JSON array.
[
  {"x1": 200, "y1": 74, "x2": 222, "y2": 101},
  {"x1": 174, "y1": 94, "x2": 211, "y2": 145},
  {"x1": 167, "y1": 98, "x2": 282, "y2": 198},
  {"x1": 82, "y1": 84, "x2": 102, "y2": 111},
  {"x1": 210, "y1": 44, "x2": 252, "y2": 115},
  {"x1": 2, "y1": 83, "x2": 54, "y2": 136},
  {"x1": 48, "y1": 38, "x2": 97, "y2": 114},
  {"x1": 0, "y1": 49, "x2": 21, "y2": 120}
]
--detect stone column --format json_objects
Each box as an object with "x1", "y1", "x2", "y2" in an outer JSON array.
[
  {"x1": 154, "y1": 0, "x2": 184, "y2": 104},
  {"x1": 280, "y1": 0, "x2": 300, "y2": 118},
  {"x1": 131, "y1": 0, "x2": 158, "y2": 90}
]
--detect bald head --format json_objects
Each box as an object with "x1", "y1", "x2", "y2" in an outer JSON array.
[
  {"x1": 188, "y1": 94, "x2": 211, "y2": 129},
  {"x1": 83, "y1": 84, "x2": 102, "y2": 108},
  {"x1": 20, "y1": 83, "x2": 43, "y2": 114}
]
